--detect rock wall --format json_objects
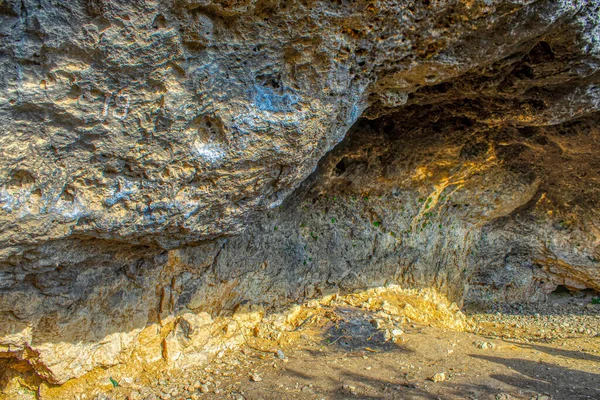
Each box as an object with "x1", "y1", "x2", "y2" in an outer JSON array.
[{"x1": 1, "y1": 0, "x2": 600, "y2": 389}]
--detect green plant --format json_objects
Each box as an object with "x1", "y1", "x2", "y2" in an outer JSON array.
[
  {"x1": 310, "y1": 232, "x2": 318, "y2": 240},
  {"x1": 19, "y1": 388, "x2": 36, "y2": 396},
  {"x1": 110, "y1": 377, "x2": 119, "y2": 388},
  {"x1": 592, "y1": 297, "x2": 600, "y2": 305},
  {"x1": 274, "y1": 226, "x2": 278, "y2": 231},
  {"x1": 373, "y1": 221, "x2": 381, "y2": 227},
  {"x1": 331, "y1": 218, "x2": 337, "y2": 223}
]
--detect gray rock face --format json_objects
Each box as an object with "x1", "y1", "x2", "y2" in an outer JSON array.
[
  {"x1": 1, "y1": 0, "x2": 598, "y2": 250},
  {"x1": 0, "y1": 0, "x2": 369, "y2": 250},
  {"x1": 1, "y1": 0, "x2": 600, "y2": 389}
]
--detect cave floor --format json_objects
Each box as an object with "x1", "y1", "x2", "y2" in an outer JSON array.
[
  {"x1": 174, "y1": 312, "x2": 599, "y2": 400},
  {"x1": 194, "y1": 329, "x2": 600, "y2": 400},
  {"x1": 38, "y1": 291, "x2": 600, "y2": 400}
]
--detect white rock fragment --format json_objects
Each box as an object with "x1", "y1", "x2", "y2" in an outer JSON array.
[
  {"x1": 474, "y1": 341, "x2": 496, "y2": 350},
  {"x1": 430, "y1": 372, "x2": 447, "y2": 382},
  {"x1": 250, "y1": 373, "x2": 262, "y2": 382}
]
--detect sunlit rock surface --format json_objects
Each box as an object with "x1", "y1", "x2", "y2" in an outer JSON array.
[{"x1": 1, "y1": 0, "x2": 599, "y2": 388}]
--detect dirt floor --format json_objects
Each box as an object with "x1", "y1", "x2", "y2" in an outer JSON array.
[{"x1": 17, "y1": 288, "x2": 600, "y2": 400}]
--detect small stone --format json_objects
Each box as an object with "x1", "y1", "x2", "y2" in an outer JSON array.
[
  {"x1": 391, "y1": 328, "x2": 404, "y2": 337},
  {"x1": 496, "y1": 394, "x2": 511, "y2": 400},
  {"x1": 474, "y1": 341, "x2": 496, "y2": 350},
  {"x1": 430, "y1": 372, "x2": 446, "y2": 382},
  {"x1": 371, "y1": 318, "x2": 386, "y2": 329},
  {"x1": 199, "y1": 384, "x2": 210, "y2": 393},
  {"x1": 382, "y1": 301, "x2": 399, "y2": 315},
  {"x1": 342, "y1": 384, "x2": 357, "y2": 393},
  {"x1": 276, "y1": 349, "x2": 285, "y2": 359},
  {"x1": 384, "y1": 329, "x2": 393, "y2": 341},
  {"x1": 250, "y1": 373, "x2": 262, "y2": 382}
]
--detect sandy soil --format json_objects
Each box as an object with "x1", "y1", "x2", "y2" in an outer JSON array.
[
  {"x1": 130, "y1": 291, "x2": 599, "y2": 400},
  {"x1": 17, "y1": 289, "x2": 600, "y2": 400}
]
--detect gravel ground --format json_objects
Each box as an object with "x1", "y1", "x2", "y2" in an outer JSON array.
[{"x1": 468, "y1": 290, "x2": 600, "y2": 341}]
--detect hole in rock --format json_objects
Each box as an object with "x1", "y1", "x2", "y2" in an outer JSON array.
[
  {"x1": 550, "y1": 285, "x2": 599, "y2": 298},
  {"x1": 552, "y1": 285, "x2": 571, "y2": 294},
  {"x1": 529, "y1": 41, "x2": 555, "y2": 63},
  {"x1": 6, "y1": 170, "x2": 35, "y2": 188},
  {"x1": 152, "y1": 14, "x2": 167, "y2": 29},
  {"x1": 334, "y1": 158, "x2": 348, "y2": 176}
]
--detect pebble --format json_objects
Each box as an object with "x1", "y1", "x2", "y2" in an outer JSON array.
[
  {"x1": 431, "y1": 372, "x2": 446, "y2": 382},
  {"x1": 342, "y1": 384, "x2": 357, "y2": 394},
  {"x1": 250, "y1": 373, "x2": 262, "y2": 382},
  {"x1": 391, "y1": 328, "x2": 404, "y2": 336},
  {"x1": 474, "y1": 341, "x2": 496, "y2": 350}
]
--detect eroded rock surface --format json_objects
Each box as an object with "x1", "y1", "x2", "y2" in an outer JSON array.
[
  {"x1": 1, "y1": 0, "x2": 600, "y2": 390},
  {"x1": 1, "y1": 0, "x2": 598, "y2": 249}
]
